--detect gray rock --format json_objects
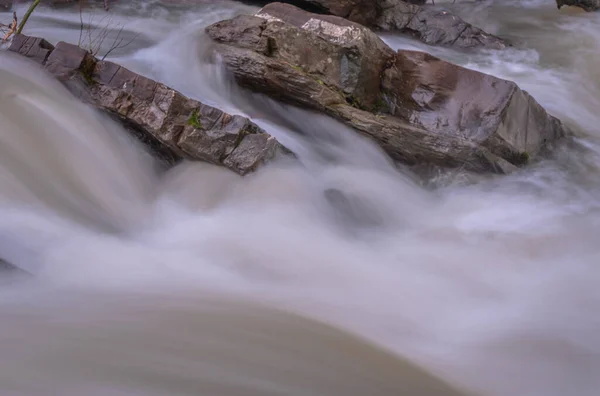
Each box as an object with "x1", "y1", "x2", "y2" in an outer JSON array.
[
  {"x1": 206, "y1": 3, "x2": 568, "y2": 173},
  {"x1": 281, "y1": 0, "x2": 506, "y2": 49},
  {"x1": 9, "y1": 34, "x2": 288, "y2": 175},
  {"x1": 377, "y1": 0, "x2": 507, "y2": 50}
]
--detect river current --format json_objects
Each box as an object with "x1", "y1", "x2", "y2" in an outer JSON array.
[{"x1": 0, "y1": 1, "x2": 599, "y2": 395}]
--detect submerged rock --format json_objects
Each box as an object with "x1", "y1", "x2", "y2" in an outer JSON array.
[
  {"x1": 0, "y1": 259, "x2": 16, "y2": 272},
  {"x1": 8, "y1": 34, "x2": 287, "y2": 175},
  {"x1": 206, "y1": 3, "x2": 567, "y2": 173},
  {"x1": 0, "y1": 258, "x2": 30, "y2": 277},
  {"x1": 556, "y1": 0, "x2": 600, "y2": 11}
]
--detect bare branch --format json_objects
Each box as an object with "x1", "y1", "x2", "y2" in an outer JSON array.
[
  {"x1": 78, "y1": 0, "x2": 84, "y2": 47},
  {"x1": 2, "y1": 12, "x2": 17, "y2": 42}
]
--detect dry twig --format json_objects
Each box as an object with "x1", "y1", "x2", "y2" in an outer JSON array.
[
  {"x1": 77, "y1": 0, "x2": 138, "y2": 59},
  {"x1": 1, "y1": 12, "x2": 17, "y2": 42}
]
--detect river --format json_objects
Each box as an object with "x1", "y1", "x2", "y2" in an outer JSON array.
[{"x1": 0, "y1": 1, "x2": 599, "y2": 395}]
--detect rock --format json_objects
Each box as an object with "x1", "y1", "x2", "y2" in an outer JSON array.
[
  {"x1": 8, "y1": 34, "x2": 288, "y2": 175},
  {"x1": 377, "y1": 0, "x2": 507, "y2": 50},
  {"x1": 381, "y1": 50, "x2": 565, "y2": 167},
  {"x1": 206, "y1": 3, "x2": 567, "y2": 173},
  {"x1": 279, "y1": 0, "x2": 506, "y2": 49},
  {"x1": 557, "y1": 0, "x2": 600, "y2": 11},
  {"x1": 251, "y1": 3, "x2": 395, "y2": 110},
  {"x1": 7, "y1": 34, "x2": 54, "y2": 65}
]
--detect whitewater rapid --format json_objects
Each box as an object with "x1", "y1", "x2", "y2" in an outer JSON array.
[{"x1": 0, "y1": 1, "x2": 599, "y2": 396}]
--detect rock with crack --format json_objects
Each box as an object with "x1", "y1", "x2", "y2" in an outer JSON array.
[
  {"x1": 556, "y1": 0, "x2": 600, "y2": 11},
  {"x1": 206, "y1": 2, "x2": 568, "y2": 174},
  {"x1": 8, "y1": 34, "x2": 288, "y2": 175}
]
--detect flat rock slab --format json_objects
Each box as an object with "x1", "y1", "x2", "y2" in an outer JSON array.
[{"x1": 8, "y1": 34, "x2": 287, "y2": 175}]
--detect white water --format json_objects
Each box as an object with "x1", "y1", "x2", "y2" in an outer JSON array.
[{"x1": 1, "y1": 1, "x2": 600, "y2": 396}]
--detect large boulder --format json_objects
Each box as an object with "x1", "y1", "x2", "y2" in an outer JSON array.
[
  {"x1": 557, "y1": 0, "x2": 600, "y2": 11},
  {"x1": 8, "y1": 34, "x2": 287, "y2": 175},
  {"x1": 251, "y1": 4, "x2": 395, "y2": 110},
  {"x1": 284, "y1": 0, "x2": 506, "y2": 49},
  {"x1": 206, "y1": 3, "x2": 567, "y2": 173}
]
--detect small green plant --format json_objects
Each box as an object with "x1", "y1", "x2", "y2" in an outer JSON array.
[
  {"x1": 187, "y1": 109, "x2": 203, "y2": 129},
  {"x1": 79, "y1": 55, "x2": 97, "y2": 85},
  {"x1": 16, "y1": 0, "x2": 40, "y2": 35}
]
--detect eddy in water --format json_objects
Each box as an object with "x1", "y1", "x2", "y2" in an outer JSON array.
[{"x1": 1, "y1": 1, "x2": 600, "y2": 396}]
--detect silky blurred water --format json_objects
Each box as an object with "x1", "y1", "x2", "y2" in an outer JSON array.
[{"x1": 0, "y1": 1, "x2": 599, "y2": 396}]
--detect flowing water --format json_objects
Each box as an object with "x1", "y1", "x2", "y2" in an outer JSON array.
[{"x1": 1, "y1": 1, "x2": 600, "y2": 395}]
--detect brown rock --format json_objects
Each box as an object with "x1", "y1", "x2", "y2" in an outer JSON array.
[
  {"x1": 206, "y1": 3, "x2": 567, "y2": 173},
  {"x1": 211, "y1": 3, "x2": 395, "y2": 111},
  {"x1": 8, "y1": 35, "x2": 288, "y2": 175},
  {"x1": 382, "y1": 50, "x2": 564, "y2": 166}
]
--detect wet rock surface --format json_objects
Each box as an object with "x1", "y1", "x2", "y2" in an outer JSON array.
[
  {"x1": 556, "y1": 0, "x2": 600, "y2": 11},
  {"x1": 8, "y1": 34, "x2": 288, "y2": 175},
  {"x1": 376, "y1": 0, "x2": 507, "y2": 49},
  {"x1": 206, "y1": 3, "x2": 568, "y2": 173},
  {"x1": 273, "y1": 0, "x2": 507, "y2": 49}
]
